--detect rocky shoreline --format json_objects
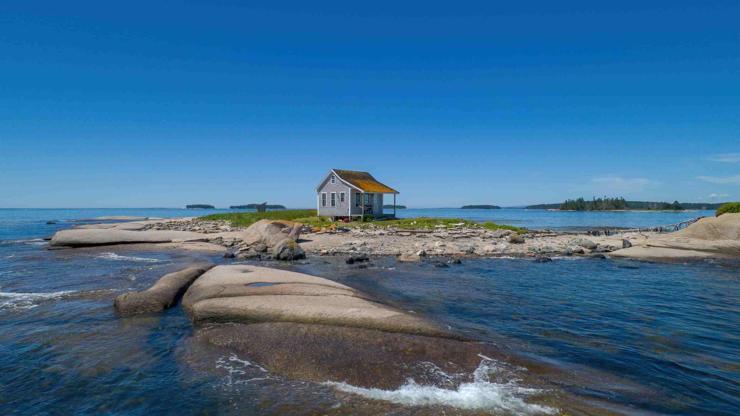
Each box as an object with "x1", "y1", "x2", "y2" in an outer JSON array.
[
  {"x1": 101, "y1": 216, "x2": 653, "y2": 261},
  {"x1": 48, "y1": 213, "x2": 740, "y2": 263}
]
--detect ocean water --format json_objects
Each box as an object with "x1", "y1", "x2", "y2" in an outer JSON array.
[
  {"x1": 395, "y1": 208, "x2": 716, "y2": 230},
  {"x1": 0, "y1": 209, "x2": 738, "y2": 415}
]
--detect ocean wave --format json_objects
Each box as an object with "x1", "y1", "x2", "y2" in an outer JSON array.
[
  {"x1": 324, "y1": 355, "x2": 557, "y2": 414},
  {"x1": 96, "y1": 252, "x2": 161, "y2": 263},
  {"x1": 0, "y1": 290, "x2": 76, "y2": 311},
  {"x1": 0, "y1": 238, "x2": 47, "y2": 246}
]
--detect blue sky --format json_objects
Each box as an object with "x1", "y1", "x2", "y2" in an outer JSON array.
[{"x1": 1, "y1": 0, "x2": 738, "y2": 208}]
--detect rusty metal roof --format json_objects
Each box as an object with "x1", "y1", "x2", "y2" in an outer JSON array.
[{"x1": 333, "y1": 169, "x2": 399, "y2": 193}]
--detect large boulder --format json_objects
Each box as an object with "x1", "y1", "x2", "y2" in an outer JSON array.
[
  {"x1": 569, "y1": 237, "x2": 597, "y2": 250},
  {"x1": 272, "y1": 238, "x2": 305, "y2": 260},
  {"x1": 508, "y1": 234, "x2": 525, "y2": 244},
  {"x1": 182, "y1": 265, "x2": 449, "y2": 338},
  {"x1": 114, "y1": 264, "x2": 214, "y2": 316},
  {"x1": 611, "y1": 213, "x2": 740, "y2": 261},
  {"x1": 239, "y1": 219, "x2": 302, "y2": 248},
  {"x1": 674, "y1": 213, "x2": 740, "y2": 240}
]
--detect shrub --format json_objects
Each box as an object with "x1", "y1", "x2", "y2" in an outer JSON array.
[{"x1": 716, "y1": 202, "x2": 740, "y2": 216}]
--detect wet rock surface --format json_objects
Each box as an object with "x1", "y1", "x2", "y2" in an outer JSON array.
[{"x1": 196, "y1": 322, "x2": 493, "y2": 390}]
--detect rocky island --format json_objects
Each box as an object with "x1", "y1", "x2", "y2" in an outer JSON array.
[
  {"x1": 186, "y1": 204, "x2": 215, "y2": 209},
  {"x1": 48, "y1": 209, "x2": 740, "y2": 263},
  {"x1": 461, "y1": 205, "x2": 501, "y2": 209}
]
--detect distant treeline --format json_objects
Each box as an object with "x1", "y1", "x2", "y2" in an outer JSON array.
[
  {"x1": 230, "y1": 204, "x2": 286, "y2": 210},
  {"x1": 186, "y1": 204, "x2": 215, "y2": 209},
  {"x1": 461, "y1": 205, "x2": 501, "y2": 209},
  {"x1": 383, "y1": 204, "x2": 406, "y2": 209},
  {"x1": 527, "y1": 198, "x2": 725, "y2": 211}
]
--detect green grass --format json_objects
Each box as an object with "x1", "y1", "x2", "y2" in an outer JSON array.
[
  {"x1": 716, "y1": 202, "x2": 740, "y2": 216},
  {"x1": 199, "y1": 210, "x2": 525, "y2": 233},
  {"x1": 199, "y1": 209, "x2": 317, "y2": 227},
  {"x1": 480, "y1": 221, "x2": 526, "y2": 233}
]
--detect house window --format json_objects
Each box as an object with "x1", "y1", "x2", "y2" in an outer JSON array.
[
  {"x1": 330, "y1": 174, "x2": 336, "y2": 184},
  {"x1": 321, "y1": 193, "x2": 327, "y2": 207},
  {"x1": 340, "y1": 192, "x2": 345, "y2": 203},
  {"x1": 331, "y1": 192, "x2": 336, "y2": 207},
  {"x1": 355, "y1": 193, "x2": 361, "y2": 207},
  {"x1": 364, "y1": 193, "x2": 371, "y2": 204}
]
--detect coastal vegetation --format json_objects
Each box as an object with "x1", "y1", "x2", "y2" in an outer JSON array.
[
  {"x1": 201, "y1": 209, "x2": 316, "y2": 227},
  {"x1": 200, "y1": 209, "x2": 524, "y2": 233},
  {"x1": 716, "y1": 202, "x2": 740, "y2": 216},
  {"x1": 461, "y1": 205, "x2": 501, "y2": 209},
  {"x1": 526, "y1": 198, "x2": 707, "y2": 211},
  {"x1": 186, "y1": 204, "x2": 215, "y2": 209},
  {"x1": 230, "y1": 204, "x2": 286, "y2": 209}
]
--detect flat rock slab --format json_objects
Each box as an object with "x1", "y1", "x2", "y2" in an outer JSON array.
[
  {"x1": 114, "y1": 264, "x2": 214, "y2": 316},
  {"x1": 197, "y1": 322, "x2": 492, "y2": 390},
  {"x1": 610, "y1": 213, "x2": 740, "y2": 261},
  {"x1": 183, "y1": 265, "x2": 449, "y2": 337},
  {"x1": 50, "y1": 228, "x2": 208, "y2": 247}
]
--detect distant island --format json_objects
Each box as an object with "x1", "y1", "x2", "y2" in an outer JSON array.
[
  {"x1": 526, "y1": 197, "x2": 725, "y2": 211},
  {"x1": 461, "y1": 205, "x2": 501, "y2": 209},
  {"x1": 186, "y1": 204, "x2": 215, "y2": 209},
  {"x1": 230, "y1": 204, "x2": 286, "y2": 210},
  {"x1": 383, "y1": 204, "x2": 406, "y2": 209}
]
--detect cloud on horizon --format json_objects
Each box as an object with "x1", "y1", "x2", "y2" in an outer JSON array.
[
  {"x1": 708, "y1": 153, "x2": 740, "y2": 163},
  {"x1": 696, "y1": 175, "x2": 740, "y2": 185}
]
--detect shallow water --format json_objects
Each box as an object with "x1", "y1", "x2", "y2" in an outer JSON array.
[
  {"x1": 296, "y1": 257, "x2": 740, "y2": 415},
  {"x1": 1, "y1": 209, "x2": 738, "y2": 415}
]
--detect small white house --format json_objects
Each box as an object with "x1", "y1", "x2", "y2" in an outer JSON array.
[{"x1": 316, "y1": 169, "x2": 399, "y2": 220}]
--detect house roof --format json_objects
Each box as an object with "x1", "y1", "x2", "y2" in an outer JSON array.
[{"x1": 333, "y1": 169, "x2": 399, "y2": 193}]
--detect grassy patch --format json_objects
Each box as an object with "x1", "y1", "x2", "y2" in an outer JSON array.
[
  {"x1": 200, "y1": 210, "x2": 525, "y2": 233},
  {"x1": 716, "y1": 202, "x2": 740, "y2": 216},
  {"x1": 199, "y1": 209, "x2": 317, "y2": 227},
  {"x1": 480, "y1": 221, "x2": 525, "y2": 233}
]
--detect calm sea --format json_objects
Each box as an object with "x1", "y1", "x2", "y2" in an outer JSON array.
[{"x1": 0, "y1": 208, "x2": 737, "y2": 415}]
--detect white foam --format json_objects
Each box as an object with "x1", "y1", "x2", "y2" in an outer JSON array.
[
  {"x1": 1, "y1": 238, "x2": 47, "y2": 246},
  {"x1": 96, "y1": 252, "x2": 161, "y2": 263},
  {"x1": 0, "y1": 290, "x2": 75, "y2": 311},
  {"x1": 216, "y1": 353, "x2": 271, "y2": 387},
  {"x1": 550, "y1": 256, "x2": 584, "y2": 261},
  {"x1": 324, "y1": 357, "x2": 557, "y2": 415}
]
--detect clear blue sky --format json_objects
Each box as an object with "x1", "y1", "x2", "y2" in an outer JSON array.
[{"x1": 1, "y1": 1, "x2": 738, "y2": 208}]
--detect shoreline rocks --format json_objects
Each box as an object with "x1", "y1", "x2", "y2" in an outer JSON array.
[
  {"x1": 48, "y1": 214, "x2": 738, "y2": 263},
  {"x1": 114, "y1": 264, "x2": 214, "y2": 316},
  {"x1": 610, "y1": 213, "x2": 740, "y2": 261},
  {"x1": 50, "y1": 228, "x2": 209, "y2": 247}
]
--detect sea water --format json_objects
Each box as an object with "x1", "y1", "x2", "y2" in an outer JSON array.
[{"x1": 0, "y1": 209, "x2": 737, "y2": 415}]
